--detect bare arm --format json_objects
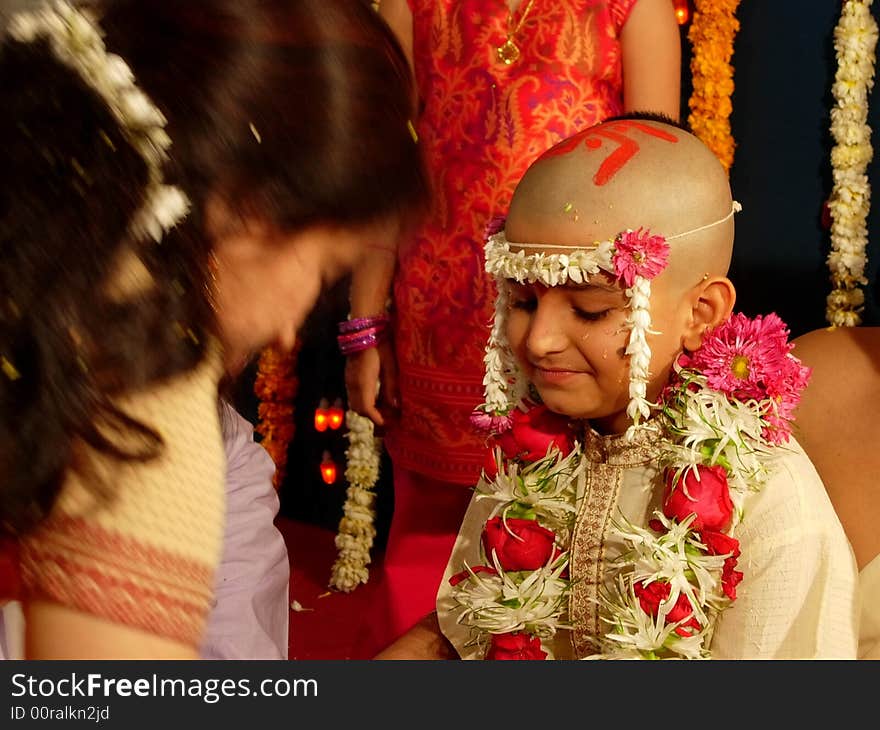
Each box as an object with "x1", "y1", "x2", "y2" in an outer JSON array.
[
  {"x1": 373, "y1": 612, "x2": 458, "y2": 660},
  {"x1": 377, "y1": 0, "x2": 414, "y2": 70},
  {"x1": 345, "y1": 245, "x2": 399, "y2": 426},
  {"x1": 25, "y1": 602, "x2": 198, "y2": 659},
  {"x1": 345, "y1": 0, "x2": 416, "y2": 426},
  {"x1": 621, "y1": 0, "x2": 682, "y2": 121}
]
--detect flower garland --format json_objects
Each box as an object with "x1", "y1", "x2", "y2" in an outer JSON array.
[
  {"x1": 329, "y1": 410, "x2": 381, "y2": 592},
  {"x1": 687, "y1": 0, "x2": 741, "y2": 172},
  {"x1": 253, "y1": 343, "x2": 301, "y2": 490},
  {"x1": 826, "y1": 0, "x2": 879, "y2": 327},
  {"x1": 449, "y1": 312, "x2": 810, "y2": 660}
]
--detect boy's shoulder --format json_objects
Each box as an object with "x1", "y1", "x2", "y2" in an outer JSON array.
[{"x1": 744, "y1": 433, "x2": 848, "y2": 534}]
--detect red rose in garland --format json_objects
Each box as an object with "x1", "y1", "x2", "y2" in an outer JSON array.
[
  {"x1": 634, "y1": 581, "x2": 702, "y2": 637},
  {"x1": 486, "y1": 631, "x2": 548, "y2": 660},
  {"x1": 448, "y1": 564, "x2": 498, "y2": 586},
  {"x1": 482, "y1": 517, "x2": 557, "y2": 571},
  {"x1": 663, "y1": 464, "x2": 734, "y2": 532},
  {"x1": 482, "y1": 445, "x2": 502, "y2": 480},
  {"x1": 701, "y1": 530, "x2": 744, "y2": 600},
  {"x1": 492, "y1": 405, "x2": 574, "y2": 464}
]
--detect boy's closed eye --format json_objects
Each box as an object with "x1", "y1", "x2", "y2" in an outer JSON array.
[
  {"x1": 509, "y1": 298, "x2": 609, "y2": 317},
  {"x1": 572, "y1": 306, "x2": 612, "y2": 322},
  {"x1": 508, "y1": 283, "x2": 622, "y2": 321}
]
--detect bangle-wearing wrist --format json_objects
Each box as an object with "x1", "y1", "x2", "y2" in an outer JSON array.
[
  {"x1": 337, "y1": 313, "x2": 390, "y2": 355},
  {"x1": 338, "y1": 313, "x2": 390, "y2": 334}
]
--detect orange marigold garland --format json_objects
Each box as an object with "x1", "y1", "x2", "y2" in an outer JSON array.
[
  {"x1": 687, "y1": 0, "x2": 741, "y2": 171},
  {"x1": 253, "y1": 343, "x2": 301, "y2": 490}
]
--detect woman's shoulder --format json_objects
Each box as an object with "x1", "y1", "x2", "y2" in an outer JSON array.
[
  {"x1": 792, "y1": 326, "x2": 880, "y2": 570},
  {"x1": 793, "y1": 326, "x2": 880, "y2": 379}
]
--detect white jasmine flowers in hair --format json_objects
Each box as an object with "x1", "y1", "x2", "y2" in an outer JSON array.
[
  {"x1": 8, "y1": 0, "x2": 189, "y2": 244},
  {"x1": 132, "y1": 186, "x2": 190, "y2": 242}
]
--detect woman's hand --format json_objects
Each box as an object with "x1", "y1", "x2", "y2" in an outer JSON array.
[
  {"x1": 373, "y1": 612, "x2": 457, "y2": 660},
  {"x1": 344, "y1": 340, "x2": 399, "y2": 427}
]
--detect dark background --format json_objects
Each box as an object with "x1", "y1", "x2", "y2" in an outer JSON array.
[
  {"x1": 727, "y1": 1, "x2": 880, "y2": 335},
  {"x1": 234, "y1": 2, "x2": 880, "y2": 540}
]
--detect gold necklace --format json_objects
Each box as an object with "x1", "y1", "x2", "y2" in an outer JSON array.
[{"x1": 496, "y1": 0, "x2": 536, "y2": 66}]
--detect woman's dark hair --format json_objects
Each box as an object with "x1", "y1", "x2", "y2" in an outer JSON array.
[{"x1": 0, "y1": 0, "x2": 428, "y2": 534}]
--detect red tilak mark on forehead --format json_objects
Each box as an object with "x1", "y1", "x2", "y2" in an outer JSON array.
[{"x1": 539, "y1": 121, "x2": 678, "y2": 186}]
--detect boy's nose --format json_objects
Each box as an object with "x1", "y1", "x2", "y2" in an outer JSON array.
[{"x1": 525, "y1": 301, "x2": 567, "y2": 357}]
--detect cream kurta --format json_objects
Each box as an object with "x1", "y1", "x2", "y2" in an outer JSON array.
[
  {"x1": 437, "y1": 429, "x2": 860, "y2": 659},
  {"x1": 859, "y1": 556, "x2": 880, "y2": 659}
]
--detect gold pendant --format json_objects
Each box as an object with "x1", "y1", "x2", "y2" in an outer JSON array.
[{"x1": 496, "y1": 38, "x2": 520, "y2": 65}]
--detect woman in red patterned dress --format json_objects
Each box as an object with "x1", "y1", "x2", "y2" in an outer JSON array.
[{"x1": 346, "y1": 0, "x2": 681, "y2": 657}]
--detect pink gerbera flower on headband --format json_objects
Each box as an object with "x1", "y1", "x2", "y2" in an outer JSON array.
[
  {"x1": 681, "y1": 312, "x2": 812, "y2": 441},
  {"x1": 612, "y1": 228, "x2": 670, "y2": 287}
]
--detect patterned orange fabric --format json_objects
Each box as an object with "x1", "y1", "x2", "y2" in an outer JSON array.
[{"x1": 388, "y1": 0, "x2": 639, "y2": 484}]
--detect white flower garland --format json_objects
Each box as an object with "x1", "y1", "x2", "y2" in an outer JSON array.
[
  {"x1": 329, "y1": 410, "x2": 381, "y2": 592},
  {"x1": 452, "y1": 447, "x2": 584, "y2": 658},
  {"x1": 827, "y1": 0, "x2": 879, "y2": 327},
  {"x1": 8, "y1": 1, "x2": 189, "y2": 243}
]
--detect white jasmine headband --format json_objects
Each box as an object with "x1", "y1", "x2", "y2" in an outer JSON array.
[
  {"x1": 473, "y1": 201, "x2": 743, "y2": 438},
  {"x1": 8, "y1": 0, "x2": 189, "y2": 242}
]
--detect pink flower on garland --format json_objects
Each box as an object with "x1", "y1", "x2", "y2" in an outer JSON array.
[
  {"x1": 612, "y1": 228, "x2": 670, "y2": 287},
  {"x1": 761, "y1": 355, "x2": 812, "y2": 444},
  {"x1": 682, "y1": 312, "x2": 788, "y2": 399},
  {"x1": 680, "y1": 312, "x2": 812, "y2": 443},
  {"x1": 470, "y1": 408, "x2": 513, "y2": 434}
]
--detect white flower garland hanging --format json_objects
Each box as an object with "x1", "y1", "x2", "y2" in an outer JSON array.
[
  {"x1": 826, "y1": 0, "x2": 879, "y2": 327},
  {"x1": 329, "y1": 410, "x2": 382, "y2": 592}
]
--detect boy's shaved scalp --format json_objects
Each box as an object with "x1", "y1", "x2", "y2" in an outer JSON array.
[{"x1": 506, "y1": 118, "x2": 735, "y2": 289}]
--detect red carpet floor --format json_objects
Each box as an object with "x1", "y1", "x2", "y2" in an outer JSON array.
[{"x1": 278, "y1": 516, "x2": 382, "y2": 660}]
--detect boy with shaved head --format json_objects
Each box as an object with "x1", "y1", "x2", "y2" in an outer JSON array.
[{"x1": 377, "y1": 117, "x2": 859, "y2": 660}]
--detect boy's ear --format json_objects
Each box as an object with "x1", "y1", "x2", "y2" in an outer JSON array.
[{"x1": 682, "y1": 276, "x2": 736, "y2": 351}]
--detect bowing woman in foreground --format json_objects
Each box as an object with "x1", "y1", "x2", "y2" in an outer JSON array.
[{"x1": 0, "y1": 0, "x2": 426, "y2": 658}]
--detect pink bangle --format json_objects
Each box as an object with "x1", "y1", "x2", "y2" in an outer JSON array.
[
  {"x1": 337, "y1": 325, "x2": 388, "y2": 355},
  {"x1": 338, "y1": 314, "x2": 390, "y2": 334}
]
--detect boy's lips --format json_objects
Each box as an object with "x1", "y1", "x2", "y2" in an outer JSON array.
[{"x1": 532, "y1": 365, "x2": 588, "y2": 384}]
